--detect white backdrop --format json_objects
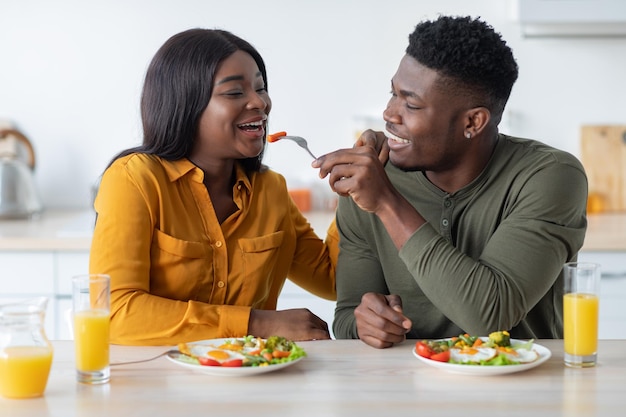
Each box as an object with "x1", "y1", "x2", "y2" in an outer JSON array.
[{"x1": 1, "y1": 0, "x2": 625, "y2": 209}]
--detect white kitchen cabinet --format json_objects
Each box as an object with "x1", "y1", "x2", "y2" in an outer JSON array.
[
  {"x1": 0, "y1": 252, "x2": 56, "y2": 337},
  {"x1": 0, "y1": 250, "x2": 89, "y2": 340},
  {"x1": 0, "y1": 210, "x2": 92, "y2": 340},
  {"x1": 578, "y1": 251, "x2": 626, "y2": 339},
  {"x1": 56, "y1": 251, "x2": 90, "y2": 295},
  {"x1": 0, "y1": 252, "x2": 55, "y2": 293}
]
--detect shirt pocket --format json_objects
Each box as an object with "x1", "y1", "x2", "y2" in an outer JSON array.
[
  {"x1": 236, "y1": 231, "x2": 284, "y2": 305},
  {"x1": 151, "y1": 229, "x2": 212, "y2": 299}
]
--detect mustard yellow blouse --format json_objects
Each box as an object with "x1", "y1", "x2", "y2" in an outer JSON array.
[{"x1": 90, "y1": 153, "x2": 337, "y2": 345}]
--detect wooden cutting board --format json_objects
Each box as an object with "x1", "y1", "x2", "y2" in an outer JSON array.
[{"x1": 580, "y1": 125, "x2": 626, "y2": 212}]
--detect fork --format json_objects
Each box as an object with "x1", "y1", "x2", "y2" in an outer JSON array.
[
  {"x1": 278, "y1": 135, "x2": 318, "y2": 160},
  {"x1": 110, "y1": 349, "x2": 180, "y2": 366}
]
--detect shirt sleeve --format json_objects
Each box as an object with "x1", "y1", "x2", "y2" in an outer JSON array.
[
  {"x1": 324, "y1": 217, "x2": 340, "y2": 269},
  {"x1": 332, "y1": 197, "x2": 388, "y2": 339},
  {"x1": 284, "y1": 196, "x2": 337, "y2": 301},
  {"x1": 399, "y1": 162, "x2": 587, "y2": 335},
  {"x1": 90, "y1": 159, "x2": 251, "y2": 345}
]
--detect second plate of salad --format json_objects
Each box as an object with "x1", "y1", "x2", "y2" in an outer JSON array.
[{"x1": 412, "y1": 331, "x2": 551, "y2": 376}]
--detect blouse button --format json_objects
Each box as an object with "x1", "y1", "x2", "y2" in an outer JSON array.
[
  {"x1": 215, "y1": 241, "x2": 223, "y2": 248},
  {"x1": 217, "y1": 281, "x2": 225, "y2": 288},
  {"x1": 442, "y1": 219, "x2": 449, "y2": 227},
  {"x1": 444, "y1": 200, "x2": 452, "y2": 208}
]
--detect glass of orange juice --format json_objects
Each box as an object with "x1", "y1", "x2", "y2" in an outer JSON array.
[
  {"x1": 563, "y1": 262, "x2": 600, "y2": 367},
  {"x1": 72, "y1": 274, "x2": 110, "y2": 384}
]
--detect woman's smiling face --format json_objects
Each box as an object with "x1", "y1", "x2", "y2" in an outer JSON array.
[{"x1": 191, "y1": 50, "x2": 272, "y2": 165}]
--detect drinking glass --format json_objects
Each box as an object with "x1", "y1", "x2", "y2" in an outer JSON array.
[
  {"x1": 563, "y1": 262, "x2": 600, "y2": 367},
  {"x1": 72, "y1": 274, "x2": 110, "y2": 384}
]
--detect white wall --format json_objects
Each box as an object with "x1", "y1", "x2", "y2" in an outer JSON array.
[{"x1": 1, "y1": 0, "x2": 625, "y2": 209}]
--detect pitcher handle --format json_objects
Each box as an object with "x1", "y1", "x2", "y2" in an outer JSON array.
[{"x1": 0, "y1": 128, "x2": 36, "y2": 170}]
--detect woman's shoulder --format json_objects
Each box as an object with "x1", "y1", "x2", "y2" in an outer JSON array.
[
  {"x1": 111, "y1": 153, "x2": 195, "y2": 174},
  {"x1": 106, "y1": 154, "x2": 197, "y2": 187},
  {"x1": 110, "y1": 152, "x2": 162, "y2": 169}
]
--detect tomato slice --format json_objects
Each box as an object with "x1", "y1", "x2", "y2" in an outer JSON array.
[
  {"x1": 198, "y1": 357, "x2": 221, "y2": 366},
  {"x1": 415, "y1": 341, "x2": 434, "y2": 359},
  {"x1": 429, "y1": 350, "x2": 450, "y2": 362},
  {"x1": 221, "y1": 359, "x2": 243, "y2": 367}
]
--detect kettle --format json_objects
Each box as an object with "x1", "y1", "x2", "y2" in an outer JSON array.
[{"x1": 0, "y1": 129, "x2": 43, "y2": 219}]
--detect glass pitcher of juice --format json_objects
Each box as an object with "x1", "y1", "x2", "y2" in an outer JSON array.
[{"x1": 0, "y1": 297, "x2": 54, "y2": 399}]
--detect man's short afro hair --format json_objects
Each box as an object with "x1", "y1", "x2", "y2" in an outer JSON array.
[{"x1": 407, "y1": 15, "x2": 518, "y2": 113}]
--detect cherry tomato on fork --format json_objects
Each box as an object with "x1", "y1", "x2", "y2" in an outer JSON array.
[{"x1": 267, "y1": 131, "x2": 287, "y2": 143}]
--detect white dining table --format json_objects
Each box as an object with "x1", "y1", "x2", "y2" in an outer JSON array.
[{"x1": 2, "y1": 339, "x2": 625, "y2": 416}]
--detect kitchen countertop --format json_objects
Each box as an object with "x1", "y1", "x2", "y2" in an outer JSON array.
[
  {"x1": 0, "y1": 209, "x2": 94, "y2": 251},
  {"x1": 0, "y1": 209, "x2": 624, "y2": 252}
]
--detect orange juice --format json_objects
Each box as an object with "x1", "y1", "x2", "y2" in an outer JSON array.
[
  {"x1": 564, "y1": 293, "x2": 599, "y2": 356},
  {"x1": 0, "y1": 346, "x2": 53, "y2": 398},
  {"x1": 74, "y1": 309, "x2": 110, "y2": 371}
]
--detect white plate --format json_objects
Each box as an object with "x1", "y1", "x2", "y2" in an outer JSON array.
[
  {"x1": 166, "y1": 338, "x2": 304, "y2": 377},
  {"x1": 412, "y1": 338, "x2": 551, "y2": 376}
]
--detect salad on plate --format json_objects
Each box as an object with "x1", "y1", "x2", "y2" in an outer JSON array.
[
  {"x1": 412, "y1": 331, "x2": 551, "y2": 375},
  {"x1": 168, "y1": 335, "x2": 306, "y2": 375}
]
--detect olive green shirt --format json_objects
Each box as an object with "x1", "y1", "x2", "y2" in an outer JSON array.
[{"x1": 333, "y1": 134, "x2": 587, "y2": 340}]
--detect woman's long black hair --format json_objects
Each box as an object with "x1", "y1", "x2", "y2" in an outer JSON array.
[{"x1": 109, "y1": 28, "x2": 268, "y2": 173}]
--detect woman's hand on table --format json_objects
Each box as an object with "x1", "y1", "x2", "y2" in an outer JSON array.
[
  {"x1": 354, "y1": 293, "x2": 412, "y2": 349},
  {"x1": 248, "y1": 308, "x2": 331, "y2": 341}
]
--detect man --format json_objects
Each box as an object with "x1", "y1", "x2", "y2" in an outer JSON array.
[{"x1": 313, "y1": 15, "x2": 587, "y2": 349}]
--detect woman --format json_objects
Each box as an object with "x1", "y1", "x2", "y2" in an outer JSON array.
[{"x1": 90, "y1": 29, "x2": 339, "y2": 345}]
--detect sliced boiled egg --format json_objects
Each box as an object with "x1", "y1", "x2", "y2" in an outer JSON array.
[
  {"x1": 496, "y1": 347, "x2": 538, "y2": 363},
  {"x1": 449, "y1": 347, "x2": 497, "y2": 363}
]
